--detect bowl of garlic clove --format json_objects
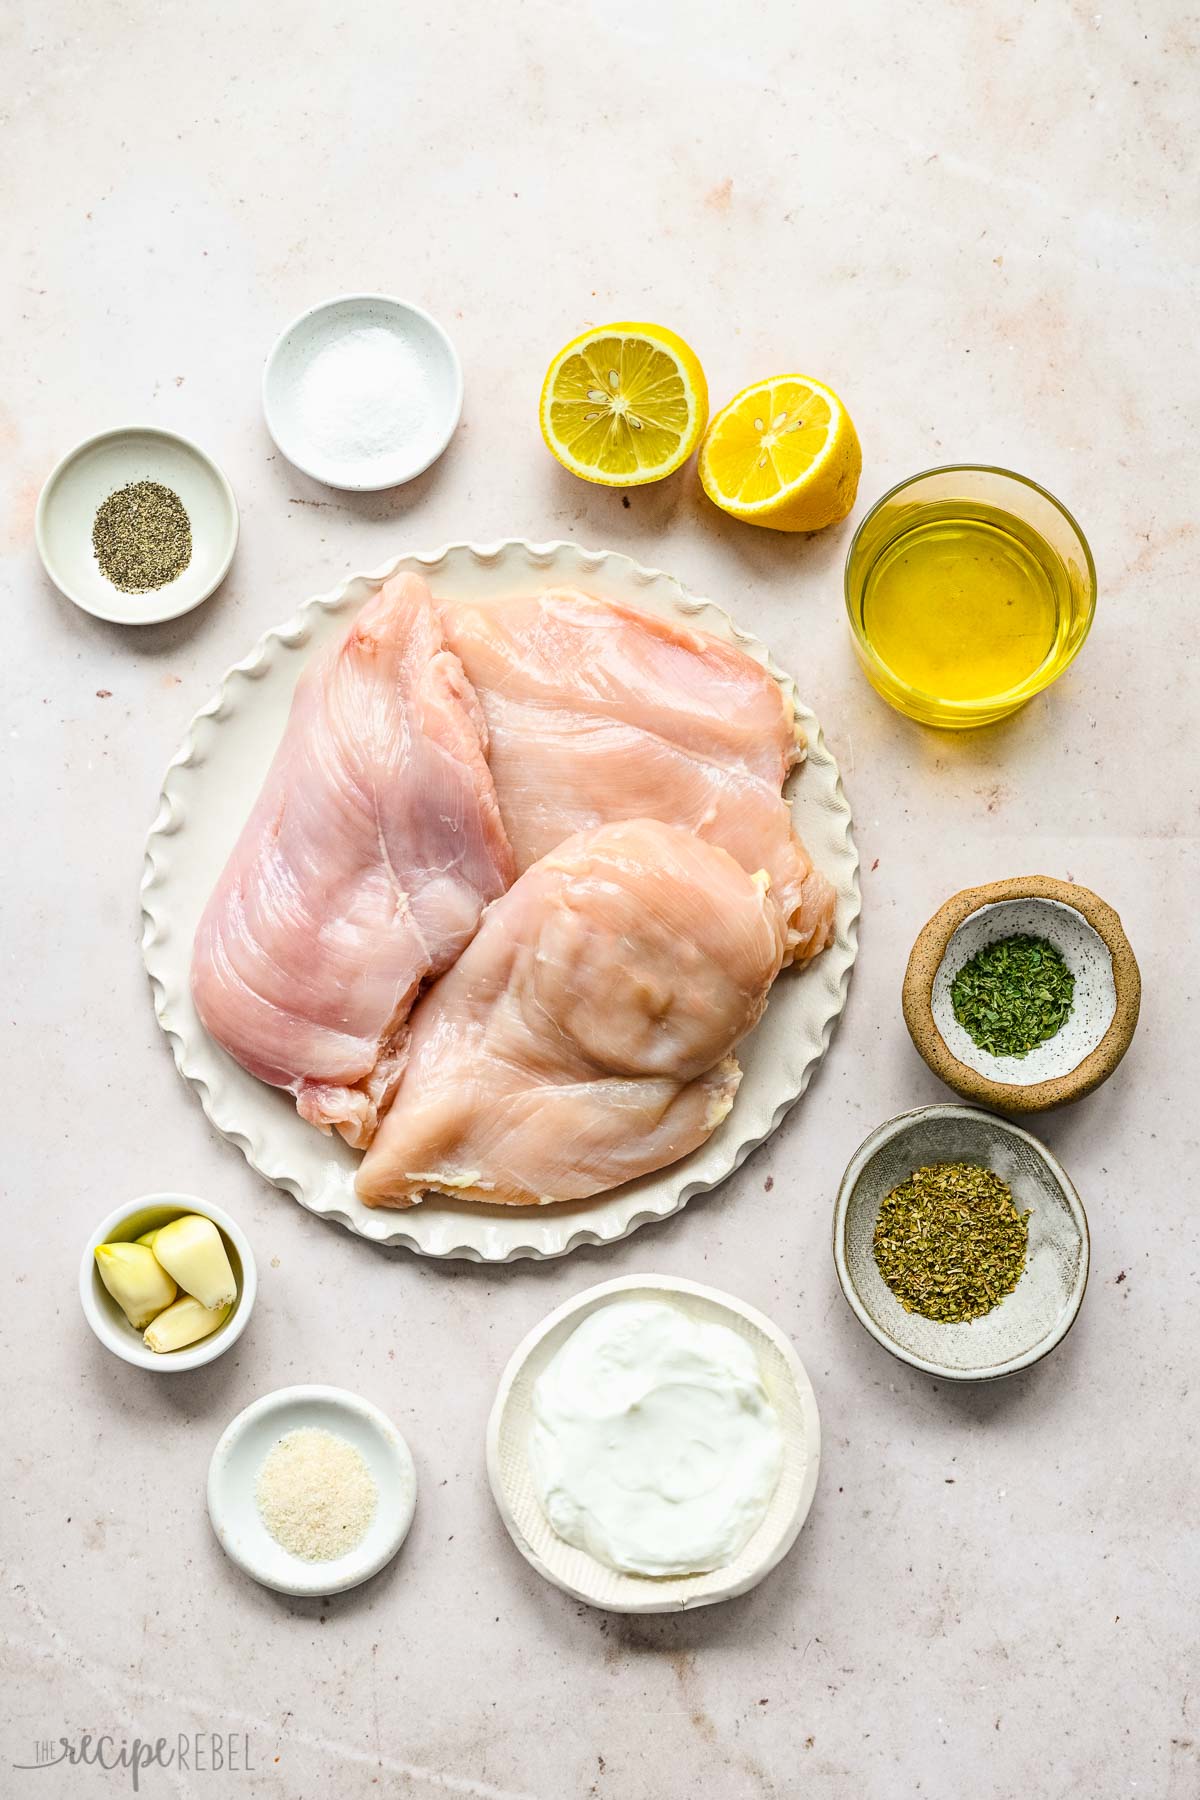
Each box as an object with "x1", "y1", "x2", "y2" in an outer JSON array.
[{"x1": 80, "y1": 1193, "x2": 257, "y2": 1371}]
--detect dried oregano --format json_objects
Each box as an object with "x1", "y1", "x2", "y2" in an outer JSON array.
[{"x1": 873, "y1": 1161, "x2": 1030, "y2": 1323}]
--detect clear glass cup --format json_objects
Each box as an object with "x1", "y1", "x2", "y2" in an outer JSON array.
[{"x1": 844, "y1": 465, "x2": 1096, "y2": 728}]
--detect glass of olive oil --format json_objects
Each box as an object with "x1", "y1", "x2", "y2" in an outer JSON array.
[{"x1": 844, "y1": 466, "x2": 1096, "y2": 728}]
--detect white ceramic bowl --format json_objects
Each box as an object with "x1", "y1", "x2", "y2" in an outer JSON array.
[
  {"x1": 833, "y1": 1104, "x2": 1090, "y2": 1382},
  {"x1": 79, "y1": 1192, "x2": 256, "y2": 1372},
  {"x1": 208, "y1": 1385, "x2": 417, "y2": 1596},
  {"x1": 262, "y1": 294, "x2": 463, "y2": 491},
  {"x1": 486, "y1": 1275, "x2": 821, "y2": 1614},
  {"x1": 36, "y1": 427, "x2": 238, "y2": 624}
]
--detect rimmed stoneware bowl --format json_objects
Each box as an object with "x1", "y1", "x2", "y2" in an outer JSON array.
[
  {"x1": 486, "y1": 1275, "x2": 821, "y2": 1614},
  {"x1": 834, "y1": 1105, "x2": 1089, "y2": 1382},
  {"x1": 902, "y1": 876, "x2": 1140, "y2": 1113},
  {"x1": 79, "y1": 1192, "x2": 256, "y2": 1372},
  {"x1": 208, "y1": 1385, "x2": 417, "y2": 1597}
]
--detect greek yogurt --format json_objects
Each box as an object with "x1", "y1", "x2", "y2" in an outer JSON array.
[{"x1": 529, "y1": 1300, "x2": 784, "y2": 1577}]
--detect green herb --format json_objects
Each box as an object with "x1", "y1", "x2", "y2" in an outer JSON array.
[
  {"x1": 872, "y1": 1161, "x2": 1030, "y2": 1323},
  {"x1": 949, "y1": 932, "x2": 1074, "y2": 1059},
  {"x1": 92, "y1": 480, "x2": 192, "y2": 593}
]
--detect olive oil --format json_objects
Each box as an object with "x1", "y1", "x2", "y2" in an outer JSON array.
[
  {"x1": 846, "y1": 467, "x2": 1096, "y2": 728},
  {"x1": 859, "y1": 502, "x2": 1068, "y2": 703}
]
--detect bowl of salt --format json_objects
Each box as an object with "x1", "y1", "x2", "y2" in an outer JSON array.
[{"x1": 263, "y1": 294, "x2": 463, "y2": 491}]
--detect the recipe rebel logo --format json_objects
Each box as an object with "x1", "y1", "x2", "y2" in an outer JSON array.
[{"x1": 12, "y1": 1731, "x2": 257, "y2": 1790}]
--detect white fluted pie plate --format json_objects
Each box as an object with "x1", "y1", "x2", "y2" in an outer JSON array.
[{"x1": 141, "y1": 540, "x2": 859, "y2": 1262}]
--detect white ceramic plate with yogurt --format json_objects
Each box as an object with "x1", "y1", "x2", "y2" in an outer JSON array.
[
  {"x1": 141, "y1": 540, "x2": 859, "y2": 1262},
  {"x1": 36, "y1": 426, "x2": 238, "y2": 624},
  {"x1": 263, "y1": 294, "x2": 463, "y2": 490},
  {"x1": 207, "y1": 1385, "x2": 417, "y2": 1597},
  {"x1": 486, "y1": 1275, "x2": 822, "y2": 1614}
]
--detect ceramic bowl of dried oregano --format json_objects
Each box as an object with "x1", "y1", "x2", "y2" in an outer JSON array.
[{"x1": 833, "y1": 1104, "x2": 1089, "y2": 1381}]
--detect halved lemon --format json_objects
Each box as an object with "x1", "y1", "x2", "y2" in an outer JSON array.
[
  {"x1": 540, "y1": 322, "x2": 708, "y2": 487},
  {"x1": 698, "y1": 374, "x2": 861, "y2": 531}
]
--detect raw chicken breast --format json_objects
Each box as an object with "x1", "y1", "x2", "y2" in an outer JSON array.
[
  {"x1": 191, "y1": 573, "x2": 515, "y2": 1148},
  {"x1": 439, "y1": 588, "x2": 836, "y2": 964},
  {"x1": 355, "y1": 819, "x2": 786, "y2": 1207}
]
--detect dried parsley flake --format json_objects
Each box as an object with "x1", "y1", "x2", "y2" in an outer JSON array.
[
  {"x1": 873, "y1": 1161, "x2": 1030, "y2": 1323},
  {"x1": 950, "y1": 933, "x2": 1074, "y2": 1059}
]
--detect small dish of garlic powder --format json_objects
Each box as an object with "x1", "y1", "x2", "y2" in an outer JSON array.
[{"x1": 208, "y1": 1386, "x2": 417, "y2": 1596}]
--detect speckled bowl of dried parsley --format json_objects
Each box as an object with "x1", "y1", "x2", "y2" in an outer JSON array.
[
  {"x1": 36, "y1": 426, "x2": 238, "y2": 625},
  {"x1": 902, "y1": 876, "x2": 1141, "y2": 1113},
  {"x1": 834, "y1": 1104, "x2": 1089, "y2": 1381}
]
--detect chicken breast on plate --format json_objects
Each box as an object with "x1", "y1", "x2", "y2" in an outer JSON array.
[
  {"x1": 191, "y1": 573, "x2": 515, "y2": 1149},
  {"x1": 355, "y1": 819, "x2": 787, "y2": 1208},
  {"x1": 439, "y1": 588, "x2": 836, "y2": 965}
]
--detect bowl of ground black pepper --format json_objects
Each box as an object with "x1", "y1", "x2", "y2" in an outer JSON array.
[
  {"x1": 902, "y1": 876, "x2": 1141, "y2": 1113},
  {"x1": 36, "y1": 426, "x2": 238, "y2": 623},
  {"x1": 833, "y1": 1104, "x2": 1089, "y2": 1381}
]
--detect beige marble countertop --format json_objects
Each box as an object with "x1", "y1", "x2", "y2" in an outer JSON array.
[{"x1": 3, "y1": 2, "x2": 1198, "y2": 1796}]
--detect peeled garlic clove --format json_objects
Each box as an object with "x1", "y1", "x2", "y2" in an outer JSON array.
[
  {"x1": 143, "y1": 1296, "x2": 231, "y2": 1354},
  {"x1": 151, "y1": 1214, "x2": 237, "y2": 1309},
  {"x1": 135, "y1": 1227, "x2": 162, "y2": 1249},
  {"x1": 94, "y1": 1242, "x2": 177, "y2": 1330}
]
